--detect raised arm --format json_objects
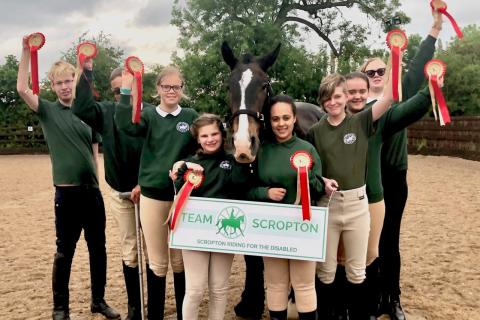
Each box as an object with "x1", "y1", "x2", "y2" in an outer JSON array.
[
  {"x1": 371, "y1": 69, "x2": 395, "y2": 121},
  {"x1": 114, "y1": 70, "x2": 147, "y2": 136},
  {"x1": 402, "y1": 9, "x2": 442, "y2": 99},
  {"x1": 71, "y1": 59, "x2": 106, "y2": 133},
  {"x1": 16, "y1": 36, "x2": 39, "y2": 112}
]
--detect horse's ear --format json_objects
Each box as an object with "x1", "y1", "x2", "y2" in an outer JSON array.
[
  {"x1": 221, "y1": 41, "x2": 238, "y2": 70},
  {"x1": 259, "y1": 43, "x2": 281, "y2": 72}
]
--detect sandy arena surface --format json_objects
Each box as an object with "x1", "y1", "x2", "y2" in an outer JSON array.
[{"x1": 0, "y1": 154, "x2": 479, "y2": 320}]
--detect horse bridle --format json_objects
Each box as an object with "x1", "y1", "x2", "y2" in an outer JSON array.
[{"x1": 228, "y1": 80, "x2": 273, "y2": 127}]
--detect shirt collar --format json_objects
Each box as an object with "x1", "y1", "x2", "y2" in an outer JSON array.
[{"x1": 156, "y1": 105, "x2": 182, "y2": 117}]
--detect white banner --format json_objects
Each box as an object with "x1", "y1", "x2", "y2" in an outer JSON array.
[{"x1": 169, "y1": 197, "x2": 328, "y2": 262}]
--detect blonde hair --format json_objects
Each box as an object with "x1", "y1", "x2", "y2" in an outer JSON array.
[
  {"x1": 317, "y1": 73, "x2": 346, "y2": 108},
  {"x1": 359, "y1": 57, "x2": 386, "y2": 73},
  {"x1": 47, "y1": 60, "x2": 76, "y2": 82},
  {"x1": 156, "y1": 65, "x2": 185, "y2": 86},
  {"x1": 155, "y1": 65, "x2": 189, "y2": 100}
]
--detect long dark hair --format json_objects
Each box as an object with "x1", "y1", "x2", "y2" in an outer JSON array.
[{"x1": 264, "y1": 94, "x2": 302, "y2": 142}]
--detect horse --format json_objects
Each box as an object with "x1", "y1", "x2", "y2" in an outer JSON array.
[{"x1": 221, "y1": 41, "x2": 324, "y2": 163}]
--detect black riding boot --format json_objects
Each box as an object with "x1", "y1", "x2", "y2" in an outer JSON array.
[
  {"x1": 173, "y1": 271, "x2": 185, "y2": 320},
  {"x1": 123, "y1": 262, "x2": 142, "y2": 320},
  {"x1": 388, "y1": 295, "x2": 406, "y2": 320},
  {"x1": 146, "y1": 266, "x2": 166, "y2": 320},
  {"x1": 234, "y1": 255, "x2": 265, "y2": 319},
  {"x1": 52, "y1": 253, "x2": 72, "y2": 320},
  {"x1": 346, "y1": 282, "x2": 369, "y2": 320},
  {"x1": 332, "y1": 265, "x2": 348, "y2": 320},
  {"x1": 315, "y1": 276, "x2": 335, "y2": 320},
  {"x1": 299, "y1": 310, "x2": 318, "y2": 320},
  {"x1": 269, "y1": 309, "x2": 287, "y2": 320},
  {"x1": 365, "y1": 258, "x2": 381, "y2": 318}
]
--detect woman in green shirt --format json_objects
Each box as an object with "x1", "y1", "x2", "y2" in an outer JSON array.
[
  {"x1": 307, "y1": 73, "x2": 393, "y2": 319},
  {"x1": 248, "y1": 95, "x2": 324, "y2": 320}
]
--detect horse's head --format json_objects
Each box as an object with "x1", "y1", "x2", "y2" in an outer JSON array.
[{"x1": 221, "y1": 41, "x2": 281, "y2": 163}]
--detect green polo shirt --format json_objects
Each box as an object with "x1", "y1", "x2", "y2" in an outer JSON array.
[
  {"x1": 248, "y1": 135, "x2": 324, "y2": 204},
  {"x1": 366, "y1": 87, "x2": 431, "y2": 203},
  {"x1": 37, "y1": 98, "x2": 99, "y2": 187},
  {"x1": 115, "y1": 94, "x2": 198, "y2": 200},
  {"x1": 307, "y1": 109, "x2": 374, "y2": 190}
]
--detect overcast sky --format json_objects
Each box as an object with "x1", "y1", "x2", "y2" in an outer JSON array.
[{"x1": 0, "y1": 0, "x2": 477, "y2": 79}]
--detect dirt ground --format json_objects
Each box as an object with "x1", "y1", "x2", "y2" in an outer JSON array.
[{"x1": 0, "y1": 154, "x2": 479, "y2": 320}]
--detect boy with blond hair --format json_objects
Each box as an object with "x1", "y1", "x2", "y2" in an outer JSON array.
[{"x1": 17, "y1": 36, "x2": 119, "y2": 320}]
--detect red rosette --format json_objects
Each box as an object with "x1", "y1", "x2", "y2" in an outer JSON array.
[
  {"x1": 76, "y1": 41, "x2": 97, "y2": 67},
  {"x1": 169, "y1": 170, "x2": 204, "y2": 231},
  {"x1": 290, "y1": 150, "x2": 313, "y2": 170},
  {"x1": 424, "y1": 59, "x2": 446, "y2": 79},
  {"x1": 425, "y1": 59, "x2": 450, "y2": 126},
  {"x1": 290, "y1": 150, "x2": 313, "y2": 221},
  {"x1": 125, "y1": 56, "x2": 144, "y2": 124},
  {"x1": 386, "y1": 29, "x2": 408, "y2": 101},
  {"x1": 430, "y1": 0, "x2": 463, "y2": 39},
  {"x1": 27, "y1": 32, "x2": 46, "y2": 95}
]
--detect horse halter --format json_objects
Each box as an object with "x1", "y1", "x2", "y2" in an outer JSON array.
[{"x1": 228, "y1": 80, "x2": 273, "y2": 127}]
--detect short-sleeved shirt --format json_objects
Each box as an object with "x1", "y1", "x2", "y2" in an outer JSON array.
[
  {"x1": 37, "y1": 98, "x2": 98, "y2": 187},
  {"x1": 307, "y1": 109, "x2": 374, "y2": 190}
]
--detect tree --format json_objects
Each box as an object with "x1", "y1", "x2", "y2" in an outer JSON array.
[
  {"x1": 171, "y1": 0, "x2": 407, "y2": 114},
  {"x1": 437, "y1": 25, "x2": 480, "y2": 115},
  {"x1": 62, "y1": 31, "x2": 125, "y2": 101},
  {"x1": 0, "y1": 55, "x2": 38, "y2": 127}
]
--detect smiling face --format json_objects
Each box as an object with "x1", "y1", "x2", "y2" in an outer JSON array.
[
  {"x1": 157, "y1": 73, "x2": 183, "y2": 109},
  {"x1": 270, "y1": 101, "x2": 296, "y2": 143},
  {"x1": 322, "y1": 85, "x2": 347, "y2": 118},
  {"x1": 363, "y1": 58, "x2": 387, "y2": 93},
  {"x1": 197, "y1": 123, "x2": 223, "y2": 154},
  {"x1": 346, "y1": 77, "x2": 369, "y2": 113}
]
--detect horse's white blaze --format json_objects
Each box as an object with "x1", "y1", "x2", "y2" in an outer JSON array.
[{"x1": 234, "y1": 69, "x2": 253, "y2": 152}]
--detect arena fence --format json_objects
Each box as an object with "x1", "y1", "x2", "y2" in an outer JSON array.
[
  {"x1": 408, "y1": 116, "x2": 480, "y2": 161},
  {"x1": 1, "y1": 117, "x2": 480, "y2": 161}
]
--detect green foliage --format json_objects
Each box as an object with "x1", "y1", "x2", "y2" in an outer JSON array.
[
  {"x1": 172, "y1": 0, "x2": 405, "y2": 114},
  {"x1": 437, "y1": 25, "x2": 480, "y2": 115},
  {"x1": 61, "y1": 31, "x2": 124, "y2": 101}
]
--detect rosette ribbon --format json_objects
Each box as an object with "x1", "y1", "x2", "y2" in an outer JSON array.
[
  {"x1": 77, "y1": 42, "x2": 97, "y2": 68},
  {"x1": 125, "y1": 56, "x2": 144, "y2": 123},
  {"x1": 424, "y1": 59, "x2": 450, "y2": 126},
  {"x1": 386, "y1": 29, "x2": 408, "y2": 102},
  {"x1": 27, "y1": 32, "x2": 45, "y2": 95},
  {"x1": 291, "y1": 150, "x2": 313, "y2": 221},
  {"x1": 431, "y1": 0, "x2": 463, "y2": 39},
  {"x1": 167, "y1": 170, "x2": 204, "y2": 231}
]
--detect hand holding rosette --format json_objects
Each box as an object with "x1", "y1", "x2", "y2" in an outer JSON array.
[
  {"x1": 167, "y1": 169, "x2": 204, "y2": 231},
  {"x1": 125, "y1": 56, "x2": 144, "y2": 123},
  {"x1": 77, "y1": 41, "x2": 97, "y2": 68},
  {"x1": 26, "y1": 32, "x2": 45, "y2": 95},
  {"x1": 430, "y1": 0, "x2": 463, "y2": 38},
  {"x1": 386, "y1": 29, "x2": 408, "y2": 102},
  {"x1": 424, "y1": 59, "x2": 450, "y2": 126},
  {"x1": 291, "y1": 150, "x2": 313, "y2": 221}
]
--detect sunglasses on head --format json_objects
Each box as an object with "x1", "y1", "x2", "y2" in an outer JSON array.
[{"x1": 364, "y1": 68, "x2": 386, "y2": 78}]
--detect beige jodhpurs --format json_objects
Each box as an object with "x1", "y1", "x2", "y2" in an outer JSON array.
[{"x1": 140, "y1": 194, "x2": 183, "y2": 276}]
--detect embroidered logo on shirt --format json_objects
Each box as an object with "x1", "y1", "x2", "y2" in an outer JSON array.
[
  {"x1": 176, "y1": 122, "x2": 190, "y2": 133},
  {"x1": 219, "y1": 160, "x2": 232, "y2": 170},
  {"x1": 343, "y1": 133, "x2": 357, "y2": 145}
]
